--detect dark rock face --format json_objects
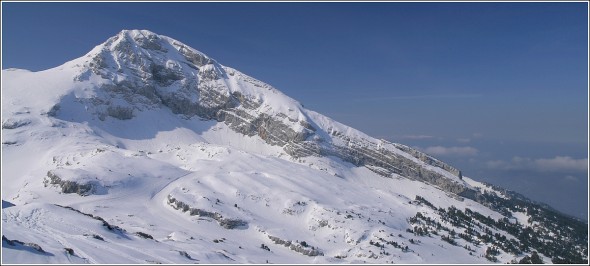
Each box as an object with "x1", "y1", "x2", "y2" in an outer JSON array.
[
  {"x1": 392, "y1": 143, "x2": 460, "y2": 175},
  {"x1": 3, "y1": 235, "x2": 49, "y2": 254},
  {"x1": 44, "y1": 171, "x2": 95, "y2": 196},
  {"x1": 286, "y1": 137, "x2": 468, "y2": 195},
  {"x1": 64, "y1": 247, "x2": 75, "y2": 256},
  {"x1": 106, "y1": 106, "x2": 134, "y2": 120},
  {"x1": 56, "y1": 205, "x2": 126, "y2": 234},
  {"x1": 135, "y1": 232, "x2": 154, "y2": 240},
  {"x1": 268, "y1": 235, "x2": 323, "y2": 256},
  {"x1": 2, "y1": 118, "x2": 31, "y2": 129},
  {"x1": 178, "y1": 250, "x2": 196, "y2": 260},
  {"x1": 167, "y1": 195, "x2": 247, "y2": 229}
]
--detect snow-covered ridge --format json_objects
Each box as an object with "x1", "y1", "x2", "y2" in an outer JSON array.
[
  {"x1": 4, "y1": 29, "x2": 467, "y2": 195},
  {"x1": 5, "y1": 29, "x2": 584, "y2": 264}
]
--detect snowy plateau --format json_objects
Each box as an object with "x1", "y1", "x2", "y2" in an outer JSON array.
[{"x1": 1, "y1": 29, "x2": 587, "y2": 264}]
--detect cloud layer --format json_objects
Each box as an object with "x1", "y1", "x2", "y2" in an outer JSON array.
[
  {"x1": 486, "y1": 156, "x2": 588, "y2": 173},
  {"x1": 398, "y1": 135, "x2": 435, "y2": 140},
  {"x1": 423, "y1": 146, "x2": 478, "y2": 157}
]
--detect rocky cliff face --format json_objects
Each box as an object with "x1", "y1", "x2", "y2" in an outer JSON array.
[{"x1": 69, "y1": 29, "x2": 469, "y2": 197}]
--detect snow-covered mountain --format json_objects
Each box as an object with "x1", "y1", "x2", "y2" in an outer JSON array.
[{"x1": 2, "y1": 29, "x2": 587, "y2": 264}]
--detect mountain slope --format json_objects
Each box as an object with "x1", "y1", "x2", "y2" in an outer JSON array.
[{"x1": 2, "y1": 29, "x2": 587, "y2": 264}]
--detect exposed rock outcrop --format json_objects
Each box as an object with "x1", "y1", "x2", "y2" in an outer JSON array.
[
  {"x1": 267, "y1": 235, "x2": 323, "y2": 256},
  {"x1": 55, "y1": 205, "x2": 126, "y2": 234},
  {"x1": 2, "y1": 118, "x2": 31, "y2": 129},
  {"x1": 167, "y1": 195, "x2": 247, "y2": 229},
  {"x1": 285, "y1": 137, "x2": 468, "y2": 195},
  {"x1": 3, "y1": 235, "x2": 49, "y2": 254},
  {"x1": 77, "y1": 29, "x2": 469, "y2": 197},
  {"x1": 44, "y1": 171, "x2": 95, "y2": 196}
]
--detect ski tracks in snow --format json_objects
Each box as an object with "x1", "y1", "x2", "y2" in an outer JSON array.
[{"x1": 149, "y1": 171, "x2": 193, "y2": 200}]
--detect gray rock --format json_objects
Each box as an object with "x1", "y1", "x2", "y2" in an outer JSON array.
[
  {"x1": 167, "y1": 195, "x2": 247, "y2": 229},
  {"x1": 268, "y1": 235, "x2": 323, "y2": 256},
  {"x1": 44, "y1": 171, "x2": 95, "y2": 196},
  {"x1": 107, "y1": 106, "x2": 134, "y2": 120},
  {"x1": 46, "y1": 104, "x2": 60, "y2": 117},
  {"x1": 2, "y1": 118, "x2": 31, "y2": 129}
]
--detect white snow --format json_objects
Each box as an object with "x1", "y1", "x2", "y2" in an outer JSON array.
[
  {"x1": 463, "y1": 176, "x2": 508, "y2": 199},
  {"x1": 2, "y1": 29, "x2": 534, "y2": 264}
]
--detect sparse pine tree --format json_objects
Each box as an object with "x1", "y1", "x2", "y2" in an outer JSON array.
[{"x1": 530, "y1": 251, "x2": 543, "y2": 264}]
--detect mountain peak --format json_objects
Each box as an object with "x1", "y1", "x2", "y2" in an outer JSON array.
[
  {"x1": 118, "y1": 29, "x2": 158, "y2": 37},
  {"x1": 8, "y1": 29, "x2": 466, "y2": 193},
  {"x1": 2, "y1": 29, "x2": 587, "y2": 264},
  {"x1": 82, "y1": 29, "x2": 215, "y2": 74},
  {"x1": 114, "y1": 29, "x2": 165, "y2": 50},
  {"x1": 113, "y1": 29, "x2": 176, "y2": 52}
]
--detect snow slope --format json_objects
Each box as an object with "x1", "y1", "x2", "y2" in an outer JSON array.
[{"x1": 2, "y1": 29, "x2": 585, "y2": 264}]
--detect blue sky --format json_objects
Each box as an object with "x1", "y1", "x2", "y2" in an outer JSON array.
[{"x1": 2, "y1": 2, "x2": 588, "y2": 220}]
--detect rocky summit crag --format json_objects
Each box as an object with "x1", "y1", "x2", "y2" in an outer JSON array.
[{"x1": 73, "y1": 30, "x2": 466, "y2": 195}]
